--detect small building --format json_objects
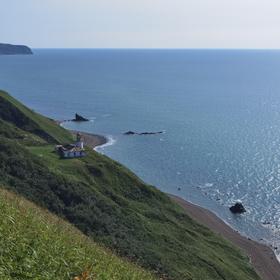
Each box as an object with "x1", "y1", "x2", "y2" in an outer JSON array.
[
  {"x1": 76, "y1": 132, "x2": 84, "y2": 149},
  {"x1": 55, "y1": 133, "x2": 86, "y2": 159}
]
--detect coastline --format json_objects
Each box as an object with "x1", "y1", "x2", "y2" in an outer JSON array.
[
  {"x1": 57, "y1": 119, "x2": 109, "y2": 149},
  {"x1": 169, "y1": 194, "x2": 280, "y2": 280},
  {"x1": 70, "y1": 130, "x2": 108, "y2": 149},
  {"x1": 66, "y1": 128, "x2": 280, "y2": 279}
]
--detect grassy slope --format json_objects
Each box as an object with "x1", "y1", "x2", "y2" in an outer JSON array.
[
  {"x1": 0, "y1": 188, "x2": 156, "y2": 280},
  {"x1": 0, "y1": 91, "x2": 260, "y2": 280},
  {"x1": 0, "y1": 90, "x2": 73, "y2": 144},
  {"x1": 0, "y1": 118, "x2": 46, "y2": 146}
]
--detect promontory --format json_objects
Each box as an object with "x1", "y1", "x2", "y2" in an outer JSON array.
[{"x1": 0, "y1": 43, "x2": 33, "y2": 55}]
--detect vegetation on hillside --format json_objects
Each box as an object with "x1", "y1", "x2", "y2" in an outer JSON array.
[
  {"x1": 0, "y1": 188, "x2": 157, "y2": 280},
  {"x1": 0, "y1": 118, "x2": 46, "y2": 146},
  {"x1": 0, "y1": 91, "x2": 72, "y2": 144},
  {"x1": 0, "y1": 90, "x2": 261, "y2": 280}
]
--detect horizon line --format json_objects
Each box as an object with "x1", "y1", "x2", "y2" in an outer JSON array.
[{"x1": 31, "y1": 47, "x2": 280, "y2": 51}]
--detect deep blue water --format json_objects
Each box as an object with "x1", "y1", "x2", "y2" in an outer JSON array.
[{"x1": 1, "y1": 49, "x2": 280, "y2": 256}]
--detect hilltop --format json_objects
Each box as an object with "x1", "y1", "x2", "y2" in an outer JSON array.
[
  {"x1": 0, "y1": 90, "x2": 261, "y2": 280},
  {"x1": 0, "y1": 43, "x2": 33, "y2": 55}
]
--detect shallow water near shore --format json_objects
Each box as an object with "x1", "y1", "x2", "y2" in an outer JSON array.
[{"x1": 1, "y1": 49, "x2": 280, "y2": 257}]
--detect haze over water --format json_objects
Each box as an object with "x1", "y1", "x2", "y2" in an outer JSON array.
[{"x1": 1, "y1": 49, "x2": 280, "y2": 255}]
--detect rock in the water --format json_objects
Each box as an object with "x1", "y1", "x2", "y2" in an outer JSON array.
[
  {"x1": 72, "y1": 113, "x2": 89, "y2": 122},
  {"x1": 0, "y1": 43, "x2": 33, "y2": 55},
  {"x1": 124, "y1": 131, "x2": 163, "y2": 135},
  {"x1": 124, "y1": 131, "x2": 136, "y2": 135},
  {"x1": 139, "y1": 131, "x2": 163, "y2": 135},
  {"x1": 229, "y1": 202, "x2": 246, "y2": 214}
]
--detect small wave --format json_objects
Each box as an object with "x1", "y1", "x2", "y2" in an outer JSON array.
[
  {"x1": 197, "y1": 183, "x2": 214, "y2": 190},
  {"x1": 276, "y1": 253, "x2": 280, "y2": 263},
  {"x1": 267, "y1": 176, "x2": 274, "y2": 183},
  {"x1": 94, "y1": 135, "x2": 116, "y2": 152},
  {"x1": 102, "y1": 114, "x2": 112, "y2": 118}
]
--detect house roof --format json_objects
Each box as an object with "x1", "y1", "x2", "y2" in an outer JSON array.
[{"x1": 56, "y1": 144, "x2": 85, "y2": 153}]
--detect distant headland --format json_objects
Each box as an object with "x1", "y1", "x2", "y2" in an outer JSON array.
[{"x1": 0, "y1": 43, "x2": 33, "y2": 55}]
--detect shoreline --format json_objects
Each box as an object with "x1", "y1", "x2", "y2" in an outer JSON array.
[
  {"x1": 58, "y1": 120, "x2": 109, "y2": 150},
  {"x1": 70, "y1": 130, "x2": 108, "y2": 149},
  {"x1": 65, "y1": 127, "x2": 280, "y2": 279},
  {"x1": 169, "y1": 194, "x2": 280, "y2": 280}
]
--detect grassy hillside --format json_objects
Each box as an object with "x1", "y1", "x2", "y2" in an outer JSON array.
[
  {"x1": 0, "y1": 188, "x2": 157, "y2": 280},
  {"x1": 0, "y1": 90, "x2": 72, "y2": 144},
  {"x1": 0, "y1": 118, "x2": 46, "y2": 146},
  {"x1": 0, "y1": 91, "x2": 261, "y2": 280}
]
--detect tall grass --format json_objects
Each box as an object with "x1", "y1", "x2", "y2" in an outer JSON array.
[{"x1": 0, "y1": 188, "x2": 157, "y2": 280}]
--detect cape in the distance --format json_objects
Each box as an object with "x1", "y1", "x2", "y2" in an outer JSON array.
[{"x1": 0, "y1": 43, "x2": 33, "y2": 55}]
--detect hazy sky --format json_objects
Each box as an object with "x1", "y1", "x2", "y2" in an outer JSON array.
[{"x1": 1, "y1": 0, "x2": 280, "y2": 48}]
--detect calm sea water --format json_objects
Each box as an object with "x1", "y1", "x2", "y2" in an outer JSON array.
[{"x1": 1, "y1": 49, "x2": 280, "y2": 255}]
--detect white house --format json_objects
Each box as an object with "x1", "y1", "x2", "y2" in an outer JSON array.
[{"x1": 55, "y1": 133, "x2": 86, "y2": 159}]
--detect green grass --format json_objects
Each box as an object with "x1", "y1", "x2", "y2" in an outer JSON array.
[
  {"x1": 0, "y1": 188, "x2": 157, "y2": 280},
  {"x1": 0, "y1": 90, "x2": 73, "y2": 144},
  {"x1": 0, "y1": 118, "x2": 46, "y2": 146},
  {"x1": 0, "y1": 91, "x2": 261, "y2": 280}
]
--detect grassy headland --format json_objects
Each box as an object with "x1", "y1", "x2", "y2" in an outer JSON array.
[
  {"x1": 0, "y1": 91, "x2": 73, "y2": 143},
  {"x1": 0, "y1": 90, "x2": 261, "y2": 280}
]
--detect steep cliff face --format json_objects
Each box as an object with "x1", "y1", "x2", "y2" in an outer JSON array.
[{"x1": 0, "y1": 43, "x2": 33, "y2": 55}]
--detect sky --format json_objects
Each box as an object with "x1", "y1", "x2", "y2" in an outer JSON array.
[{"x1": 1, "y1": 0, "x2": 280, "y2": 49}]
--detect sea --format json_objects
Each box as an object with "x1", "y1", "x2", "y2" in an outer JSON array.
[{"x1": 1, "y1": 49, "x2": 280, "y2": 257}]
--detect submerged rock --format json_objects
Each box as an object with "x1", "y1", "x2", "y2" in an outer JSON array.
[
  {"x1": 124, "y1": 131, "x2": 136, "y2": 135},
  {"x1": 229, "y1": 202, "x2": 246, "y2": 214},
  {"x1": 124, "y1": 131, "x2": 163, "y2": 135},
  {"x1": 139, "y1": 131, "x2": 163, "y2": 135},
  {"x1": 72, "y1": 113, "x2": 89, "y2": 122}
]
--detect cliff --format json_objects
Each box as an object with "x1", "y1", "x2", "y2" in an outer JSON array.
[{"x1": 0, "y1": 43, "x2": 33, "y2": 55}]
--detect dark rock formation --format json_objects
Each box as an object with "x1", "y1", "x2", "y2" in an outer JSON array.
[
  {"x1": 139, "y1": 132, "x2": 163, "y2": 135},
  {"x1": 229, "y1": 202, "x2": 246, "y2": 214},
  {"x1": 124, "y1": 131, "x2": 163, "y2": 135},
  {"x1": 0, "y1": 43, "x2": 33, "y2": 55},
  {"x1": 72, "y1": 113, "x2": 89, "y2": 122},
  {"x1": 124, "y1": 131, "x2": 136, "y2": 135}
]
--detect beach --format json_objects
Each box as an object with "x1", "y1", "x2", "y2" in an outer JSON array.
[
  {"x1": 170, "y1": 195, "x2": 280, "y2": 280},
  {"x1": 80, "y1": 131, "x2": 280, "y2": 280},
  {"x1": 71, "y1": 130, "x2": 107, "y2": 149}
]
